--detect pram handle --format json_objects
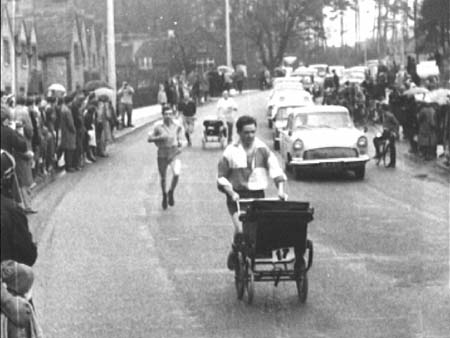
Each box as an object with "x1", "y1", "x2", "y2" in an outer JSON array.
[{"x1": 236, "y1": 197, "x2": 287, "y2": 215}]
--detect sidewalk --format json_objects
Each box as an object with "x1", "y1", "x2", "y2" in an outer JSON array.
[
  {"x1": 367, "y1": 124, "x2": 450, "y2": 177},
  {"x1": 31, "y1": 103, "x2": 164, "y2": 196}
]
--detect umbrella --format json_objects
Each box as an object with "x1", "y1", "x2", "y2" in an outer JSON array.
[
  {"x1": 94, "y1": 87, "x2": 114, "y2": 101},
  {"x1": 428, "y1": 88, "x2": 450, "y2": 105},
  {"x1": 84, "y1": 80, "x2": 110, "y2": 92},
  {"x1": 48, "y1": 83, "x2": 66, "y2": 93},
  {"x1": 217, "y1": 65, "x2": 234, "y2": 75},
  {"x1": 403, "y1": 86, "x2": 429, "y2": 96}
]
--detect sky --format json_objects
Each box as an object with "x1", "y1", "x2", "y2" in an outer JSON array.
[{"x1": 324, "y1": 0, "x2": 377, "y2": 47}]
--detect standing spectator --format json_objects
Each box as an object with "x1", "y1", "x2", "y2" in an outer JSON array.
[
  {"x1": 417, "y1": 101, "x2": 438, "y2": 160},
  {"x1": 71, "y1": 95, "x2": 85, "y2": 170},
  {"x1": 1, "y1": 104, "x2": 29, "y2": 201},
  {"x1": 233, "y1": 69, "x2": 245, "y2": 94},
  {"x1": 118, "y1": 81, "x2": 135, "y2": 128},
  {"x1": 13, "y1": 97, "x2": 36, "y2": 214},
  {"x1": 84, "y1": 104, "x2": 97, "y2": 163},
  {"x1": 157, "y1": 83, "x2": 167, "y2": 108},
  {"x1": 332, "y1": 70, "x2": 340, "y2": 92},
  {"x1": 216, "y1": 90, "x2": 238, "y2": 144},
  {"x1": 200, "y1": 71, "x2": 210, "y2": 103},
  {"x1": 27, "y1": 97, "x2": 43, "y2": 178},
  {"x1": 43, "y1": 97, "x2": 57, "y2": 173},
  {"x1": 96, "y1": 98, "x2": 112, "y2": 157},
  {"x1": 60, "y1": 96, "x2": 76, "y2": 172}
]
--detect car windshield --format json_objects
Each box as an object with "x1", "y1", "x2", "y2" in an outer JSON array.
[{"x1": 294, "y1": 112, "x2": 353, "y2": 128}]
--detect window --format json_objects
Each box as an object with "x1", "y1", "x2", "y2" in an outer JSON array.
[
  {"x1": 74, "y1": 43, "x2": 80, "y2": 66},
  {"x1": 31, "y1": 46, "x2": 37, "y2": 68},
  {"x1": 3, "y1": 39, "x2": 11, "y2": 65},
  {"x1": 21, "y1": 43, "x2": 28, "y2": 67}
]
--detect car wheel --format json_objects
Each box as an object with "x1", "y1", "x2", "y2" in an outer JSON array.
[{"x1": 354, "y1": 165, "x2": 365, "y2": 180}]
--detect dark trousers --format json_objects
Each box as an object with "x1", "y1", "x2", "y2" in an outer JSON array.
[
  {"x1": 64, "y1": 149, "x2": 75, "y2": 169},
  {"x1": 226, "y1": 121, "x2": 233, "y2": 144},
  {"x1": 373, "y1": 130, "x2": 396, "y2": 165},
  {"x1": 120, "y1": 103, "x2": 133, "y2": 126}
]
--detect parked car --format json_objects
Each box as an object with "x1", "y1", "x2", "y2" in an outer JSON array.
[
  {"x1": 266, "y1": 88, "x2": 312, "y2": 128},
  {"x1": 272, "y1": 104, "x2": 313, "y2": 151},
  {"x1": 309, "y1": 64, "x2": 328, "y2": 85},
  {"x1": 279, "y1": 105, "x2": 370, "y2": 179}
]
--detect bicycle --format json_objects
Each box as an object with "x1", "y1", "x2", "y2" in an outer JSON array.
[{"x1": 375, "y1": 130, "x2": 394, "y2": 168}]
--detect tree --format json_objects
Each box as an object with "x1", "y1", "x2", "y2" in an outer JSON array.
[{"x1": 418, "y1": 0, "x2": 450, "y2": 55}]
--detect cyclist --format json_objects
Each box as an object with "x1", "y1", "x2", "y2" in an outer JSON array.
[
  {"x1": 373, "y1": 103, "x2": 400, "y2": 168},
  {"x1": 217, "y1": 115, "x2": 287, "y2": 270}
]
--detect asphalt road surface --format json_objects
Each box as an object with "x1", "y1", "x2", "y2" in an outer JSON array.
[{"x1": 30, "y1": 91, "x2": 449, "y2": 338}]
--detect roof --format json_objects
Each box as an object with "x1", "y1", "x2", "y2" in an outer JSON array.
[
  {"x1": 1, "y1": 5, "x2": 13, "y2": 36},
  {"x1": 135, "y1": 39, "x2": 168, "y2": 61},
  {"x1": 35, "y1": 11, "x2": 76, "y2": 57},
  {"x1": 287, "y1": 105, "x2": 349, "y2": 114}
]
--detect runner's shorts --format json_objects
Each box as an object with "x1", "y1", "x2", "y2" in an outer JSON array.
[
  {"x1": 157, "y1": 157, "x2": 181, "y2": 176},
  {"x1": 226, "y1": 190, "x2": 264, "y2": 215},
  {"x1": 182, "y1": 116, "x2": 195, "y2": 134}
]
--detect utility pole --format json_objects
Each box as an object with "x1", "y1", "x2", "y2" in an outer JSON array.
[
  {"x1": 107, "y1": 0, "x2": 117, "y2": 108},
  {"x1": 225, "y1": 0, "x2": 232, "y2": 68}
]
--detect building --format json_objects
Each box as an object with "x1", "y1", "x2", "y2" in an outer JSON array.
[
  {"x1": 35, "y1": 10, "x2": 84, "y2": 92},
  {"x1": 1, "y1": 5, "x2": 15, "y2": 93}
]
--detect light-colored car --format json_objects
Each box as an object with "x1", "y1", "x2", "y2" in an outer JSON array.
[
  {"x1": 272, "y1": 105, "x2": 310, "y2": 151},
  {"x1": 266, "y1": 88, "x2": 312, "y2": 128},
  {"x1": 279, "y1": 105, "x2": 370, "y2": 179},
  {"x1": 272, "y1": 77, "x2": 304, "y2": 90},
  {"x1": 342, "y1": 67, "x2": 366, "y2": 84},
  {"x1": 309, "y1": 64, "x2": 328, "y2": 85}
]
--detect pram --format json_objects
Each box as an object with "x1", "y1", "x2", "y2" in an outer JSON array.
[
  {"x1": 233, "y1": 198, "x2": 314, "y2": 304},
  {"x1": 202, "y1": 118, "x2": 227, "y2": 149}
]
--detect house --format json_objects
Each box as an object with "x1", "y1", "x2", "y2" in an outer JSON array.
[
  {"x1": 24, "y1": 17, "x2": 43, "y2": 94},
  {"x1": 95, "y1": 24, "x2": 107, "y2": 82},
  {"x1": 84, "y1": 16, "x2": 100, "y2": 81},
  {"x1": 1, "y1": 5, "x2": 15, "y2": 94},
  {"x1": 14, "y1": 18, "x2": 30, "y2": 96},
  {"x1": 115, "y1": 42, "x2": 137, "y2": 89},
  {"x1": 35, "y1": 10, "x2": 84, "y2": 92}
]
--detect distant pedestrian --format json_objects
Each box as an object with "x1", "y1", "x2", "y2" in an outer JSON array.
[
  {"x1": 118, "y1": 81, "x2": 135, "y2": 128},
  {"x1": 157, "y1": 83, "x2": 167, "y2": 108},
  {"x1": 216, "y1": 90, "x2": 238, "y2": 144},
  {"x1": 13, "y1": 97, "x2": 36, "y2": 213},
  {"x1": 147, "y1": 106, "x2": 185, "y2": 210},
  {"x1": 178, "y1": 96, "x2": 196, "y2": 146},
  {"x1": 60, "y1": 96, "x2": 76, "y2": 172}
]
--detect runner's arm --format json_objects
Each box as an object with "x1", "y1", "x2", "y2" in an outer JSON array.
[{"x1": 217, "y1": 156, "x2": 239, "y2": 201}]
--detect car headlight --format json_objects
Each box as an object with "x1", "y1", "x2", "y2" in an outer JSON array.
[
  {"x1": 293, "y1": 139, "x2": 304, "y2": 151},
  {"x1": 357, "y1": 136, "x2": 368, "y2": 147}
]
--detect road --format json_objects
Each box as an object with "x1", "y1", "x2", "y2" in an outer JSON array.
[{"x1": 29, "y1": 91, "x2": 449, "y2": 338}]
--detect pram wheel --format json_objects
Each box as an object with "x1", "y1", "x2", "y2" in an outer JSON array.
[
  {"x1": 296, "y1": 272, "x2": 308, "y2": 303},
  {"x1": 235, "y1": 252, "x2": 245, "y2": 300},
  {"x1": 245, "y1": 257, "x2": 254, "y2": 305}
]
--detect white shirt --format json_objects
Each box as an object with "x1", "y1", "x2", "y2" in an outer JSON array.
[{"x1": 216, "y1": 97, "x2": 238, "y2": 123}]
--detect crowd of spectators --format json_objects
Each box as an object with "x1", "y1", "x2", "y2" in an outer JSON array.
[{"x1": 1, "y1": 89, "x2": 119, "y2": 214}]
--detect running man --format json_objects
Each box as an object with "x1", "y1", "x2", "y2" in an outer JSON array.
[
  {"x1": 147, "y1": 106, "x2": 185, "y2": 209},
  {"x1": 217, "y1": 115, "x2": 287, "y2": 270}
]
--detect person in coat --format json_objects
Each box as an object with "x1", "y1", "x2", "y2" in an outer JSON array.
[
  {"x1": 417, "y1": 101, "x2": 438, "y2": 160},
  {"x1": 60, "y1": 96, "x2": 77, "y2": 172},
  {"x1": 13, "y1": 97, "x2": 36, "y2": 213}
]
